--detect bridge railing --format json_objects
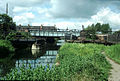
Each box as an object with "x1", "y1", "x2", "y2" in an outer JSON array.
[
  {"x1": 29, "y1": 29, "x2": 80, "y2": 37},
  {"x1": 17, "y1": 27, "x2": 81, "y2": 37}
]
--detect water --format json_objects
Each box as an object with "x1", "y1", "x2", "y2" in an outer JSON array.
[{"x1": 0, "y1": 40, "x2": 64, "y2": 77}]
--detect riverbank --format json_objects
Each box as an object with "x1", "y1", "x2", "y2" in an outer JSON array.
[
  {"x1": 105, "y1": 44, "x2": 120, "y2": 64},
  {"x1": 56, "y1": 43, "x2": 111, "y2": 81},
  {"x1": 1, "y1": 43, "x2": 112, "y2": 81}
]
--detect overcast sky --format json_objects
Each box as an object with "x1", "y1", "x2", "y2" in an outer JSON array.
[{"x1": 0, "y1": 0, "x2": 120, "y2": 30}]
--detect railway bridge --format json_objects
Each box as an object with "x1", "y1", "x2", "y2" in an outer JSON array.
[{"x1": 13, "y1": 25, "x2": 80, "y2": 48}]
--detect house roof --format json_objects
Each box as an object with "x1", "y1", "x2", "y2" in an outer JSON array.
[{"x1": 16, "y1": 25, "x2": 57, "y2": 30}]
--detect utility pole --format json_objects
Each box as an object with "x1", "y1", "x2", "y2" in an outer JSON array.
[{"x1": 6, "y1": 3, "x2": 8, "y2": 15}]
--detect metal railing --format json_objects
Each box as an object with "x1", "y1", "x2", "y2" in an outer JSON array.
[{"x1": 17, "y1": 28, "x2": 80, "y2": 37}]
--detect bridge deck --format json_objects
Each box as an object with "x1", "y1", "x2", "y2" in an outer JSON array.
[{"x1": 17, "y1": 26, "x2": 81, "y2": 37}]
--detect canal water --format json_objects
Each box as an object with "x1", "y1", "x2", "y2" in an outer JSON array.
[{"x1": 0, "y1": 40, "x2": 65, "y2": 78}]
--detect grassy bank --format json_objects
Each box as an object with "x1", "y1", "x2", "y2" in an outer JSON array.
[
  {"x1": 105, "y1": 44, "x2": 120, "y2": 64},
  {"x1": 57, "y1": 43, "x2": 111, "y2": 81},
  {"x1": 0, "y1": 40, "x2": 15, "y2": 58},
  {"x1": 1, "y1": 43, "x2": 111, "y2": 81}
]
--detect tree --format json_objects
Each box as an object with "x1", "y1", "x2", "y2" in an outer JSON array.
[
  {"x1": 95, "y1": 23, "x2": 101, "y2": 32},
  {"x1": 85, "y1": 24, "x2": 97, "y2": 40},
  {"x1": 113, "y1": 30, "x2": 120, "y2": 35},
  {"x1": 84, "y1": 23, "x2": 112, "y2": 39},
  {"x1": 101, "y1": 24, "x2": 111, "y2": 34},
  {"x1": 6, "y1": 32, "x2": 32, "y2": 41},
  {"x1": 0, "y1": 14, "x2": 16, "y2": 39}
]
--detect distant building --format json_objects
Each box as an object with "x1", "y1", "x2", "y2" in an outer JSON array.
[
  {"x1": 96, "y1": 34, "x2": 108, "y2": 41},
  {"x1": 16, "y1": 24, "x2": 57, "y2": 32},
  {"x1": 80, "y1": 30, "x2": 86, "y2": 37}
]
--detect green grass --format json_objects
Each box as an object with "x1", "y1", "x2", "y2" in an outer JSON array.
[
  {"x1": 57, "y1": 43, "x2": 111, "y2": 81},
  {"x1": 1, "y1": 43, "x2": 111, "y2": 81},
  {"x1": 105, "y1": 44, "x2": 120, "y2": 64}
]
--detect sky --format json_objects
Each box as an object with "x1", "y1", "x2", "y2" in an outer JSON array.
[{"x1": 0, "y1": 0, "x2": 120, "y2": 30}]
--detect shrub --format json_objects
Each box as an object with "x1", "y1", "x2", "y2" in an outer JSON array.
[{"x1": 0, "y1": 40, "x2": 15, "y2": 57}]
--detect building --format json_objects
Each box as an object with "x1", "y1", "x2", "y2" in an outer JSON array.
[{"x1": 16, "y1": 24, "x2": 57, "y2": 32}]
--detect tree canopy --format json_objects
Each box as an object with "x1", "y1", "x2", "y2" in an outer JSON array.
[
  {"x1": 0, "y1": 14, "x2": 16, "y2": 39},
  {"x1": 113, "y1": 30, "x2": 120, "y2": 35},
  {"x1": 84, "y1": 23, "x2": 112, "y2": 39}
]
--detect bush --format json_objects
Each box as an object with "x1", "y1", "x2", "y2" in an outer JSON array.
[{"x1": 0, "y1": 40, "x2": 15, "y2": 57}]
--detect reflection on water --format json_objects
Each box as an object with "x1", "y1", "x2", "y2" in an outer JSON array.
[
  {"x1": 0, "y1": 58, "x2": 16, "y2": 77},
  {"x1": 14, "y1": 43, "x2": 60, "y2": 68},
  {"x1": 15, "y1": 50, "x2": 58, "y2": 68},
  {"x1": 0, "y1": 40, "x2": 64, "y2": 77},
  {"x1": 32, "y1": 49, "x2": 40, "y2": 57}
]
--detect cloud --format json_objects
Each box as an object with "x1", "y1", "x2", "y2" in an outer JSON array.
[
  {"x1": 31, "y1": 20, "x2": 94, "y2": 30},
  {"x1": 32, "y1": 23, "x2": 41, "y2": 26},
  {"x1": 13, "y1": 12, "x2": 35, "y2": 25},
  {"x1": 15, "y1": 7, "x2": 120, "y2": 30},
  {"x1": 13, "y1": 16, "x2": 29, "y2": 25},
  {"x1": 1, "y1": 0, "x2": 120, "y2": 30},
  {"x1": 91, "y1": 7, "x2": 120, "y2": 30},
  {"x1": 0, "y1": 0, "x2": 50, "y2": 16},
  {"x1": 6, "y1": 0, "x2": 50, "y2": 7},
  {"x1": 13, "y1": 7, "x2": 31, "y2": 13},
  {"x1": 0, "y1": 0, "x2": 8, "y2": 13},
  {"x1": 25, "y1": 13, "x2": 35, "y2": 19},
  {"x1": 49, "y1": 0, "x2": 109, "y2": 19}
]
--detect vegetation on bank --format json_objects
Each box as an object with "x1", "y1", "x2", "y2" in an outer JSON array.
[
  {"x1": 0, "y1": 40, "x2": 15, "y2": 58},
  {"x1": 6, "y1": 31, "x2": 31, "y2": 41},
  {"x1": 105, "y1": 44, "x2": 120, "y2": 64},
  {"x1": 57, "y1": 43, "x2": 111, "y2": 81},
  {"x1": 1, "y1": 43, "x2": 111, "y2": 81}
]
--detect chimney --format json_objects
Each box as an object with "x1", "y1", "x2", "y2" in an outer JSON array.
[
  {"x1": 82, "y1": 25, "x2": 84, "y2": 30},
  {"x1": 28, "y1": 24, "x2": 30, "y2": 27},
  {"x1": 19, "y1": 24, "x2": 21, "y2": 26},
  {"x1": 6, "y1": 3, "x2": 8, "y2": 15},
  {"x1": 41, "y1": 24, "x2": 43, "y2": 26}
]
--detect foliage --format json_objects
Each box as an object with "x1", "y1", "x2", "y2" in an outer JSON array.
[
  {"x1": 0, "y1": 40, "x2": 15, "y2": 58},
  {"x1": 85, "y1": 24, "x2": 97, "y2": 39},
  {"x1": 101, "y1": 24, "x2": 111, "y2": 34},
  {"x1": 113, "y1": 30, "x2": 120, "y2": 35},
  {"x1": 1, "y1": 43, "x2": 111, "y2": 81},
  {"x1": 6, "y1": 31, "x2": 31, "y2": 41},
  {"x1": 84, "y1": 23, "x2": 112, "y2": 39},
  {"x1": 57, "y1": 43, "x2": 111, "y2": 80},
  {"x1": 105, "y1": 44, "x2": 120, "y2": 64},
  {"x1": 0, "y1": 14, "x2": 16, "y2": 39}
]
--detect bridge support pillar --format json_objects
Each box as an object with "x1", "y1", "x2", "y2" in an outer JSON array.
[{"x1": 32, "y1": 42, "x2": 40, "y2": 50}]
